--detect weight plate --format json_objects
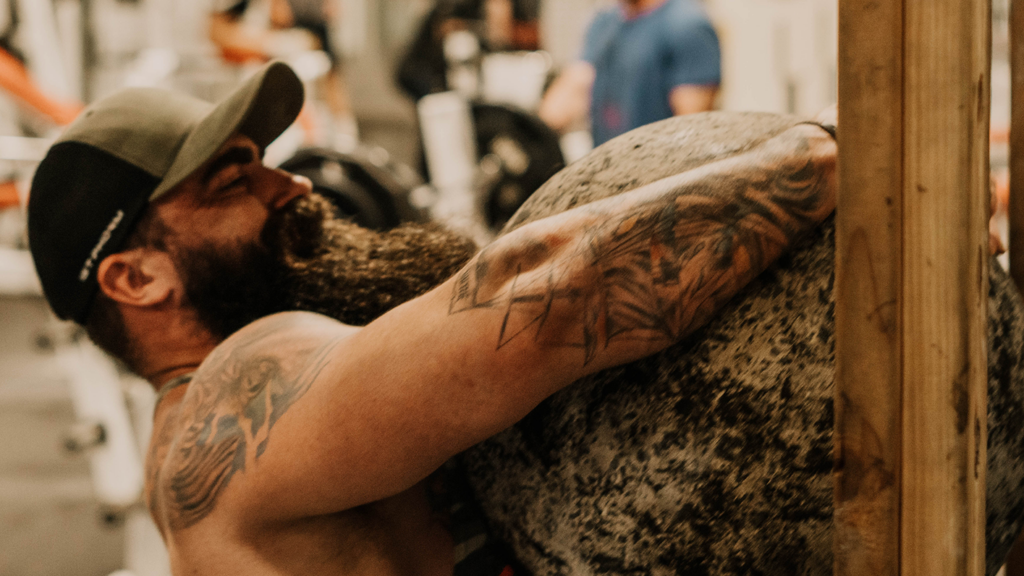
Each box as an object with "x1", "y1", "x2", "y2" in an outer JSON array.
[{"x1": 279, "y1": 146, "x2": 429, "y2": 231}]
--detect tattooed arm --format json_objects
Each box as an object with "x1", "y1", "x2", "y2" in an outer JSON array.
[
  {"x1": 447, "y1": 121, "x2": 836, "y2": 367},
  {"x1": 156, "y1": 121, "x2": 836, "y2": 531}
]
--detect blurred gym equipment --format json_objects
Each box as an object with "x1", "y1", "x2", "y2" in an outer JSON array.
[
  {"x1": 417, "y1": 94, "x2": 564, "y2": 239},
  {"x1": 278, "y1": 144, "x2": 431, "y2": 231},
  {"x1": 472, "y1": 102, "x2": 564, "y2": 231},
  {"x1": 412, "y1": 21, "x2": 567, "y2": 240}
]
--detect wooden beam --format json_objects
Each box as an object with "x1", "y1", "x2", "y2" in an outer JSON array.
[
  {"x1": 834, "y1": 0, "x2": 903, "y2": 572},
  {"x1": 900, "y1": 0, "x2": 990, "y2": 573},
  {"x1": 836, "y1": 0, "x2": 990, "y2": 575},
  {"x1": 1011, "y1": 0, "x2": 1024, "y2": 293}
]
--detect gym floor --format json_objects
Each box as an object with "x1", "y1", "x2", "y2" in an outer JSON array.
[{"x1": 0, "y1": 295, "x2": 122, "y2": 576}]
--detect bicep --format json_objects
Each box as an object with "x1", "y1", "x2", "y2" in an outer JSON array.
[
  {"x1": 269, "y1": 230, "x2": 595, "y2": 496},
  {"x1": 158, "y1": 308, "x2": 539, "y2": 529}
]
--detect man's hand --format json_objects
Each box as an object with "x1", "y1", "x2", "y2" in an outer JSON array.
[
  {"x1": 209, "y1": 10, "x2": 318, "y2": 64},
  {"x1": 814, "y1": 104, "x2": 837, "y2": 132}
]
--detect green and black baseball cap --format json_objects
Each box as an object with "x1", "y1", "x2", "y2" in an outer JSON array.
[{"x1": 28, "y1": 61, "x2": 304, "y2": 324}]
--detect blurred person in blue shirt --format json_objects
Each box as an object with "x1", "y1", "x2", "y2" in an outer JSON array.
[{"x1": 540, "y1": 0, "x2": 721, "y2": 146}]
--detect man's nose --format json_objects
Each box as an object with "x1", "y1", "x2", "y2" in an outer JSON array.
[{"x1": 264, "y1": 167, "x2": 312, "y2": 210}]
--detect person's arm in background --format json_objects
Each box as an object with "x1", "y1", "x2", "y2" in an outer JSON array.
[
  {"x1": 208, "y1": 0, "x2": 316, "y2": 63},
  {"x1": 209, "y1": 10, "x2": 268, "y2": 62},
  {"x1": 669, "y1": 84, "x2": 717, "y2": 115},
  {"x1": 537, "y1": 61, "x2": 595, "y2": 134},
  {"x1": 539, "y1": 9, "x2": 612, "y2": 134},
  {"x1": 0, "y1": 47, "x2": 81, "y2": 125},
  {"x1": 666, "y1": 8, "x2": 722, "y2": 115}
]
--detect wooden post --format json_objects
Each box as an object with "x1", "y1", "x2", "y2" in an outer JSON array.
[
  {"x1": 834, "y1": 0, "x2": 903, "y2": 572},
  {"x1": 1012, "y1": 0, "x2": 1024, "y2": 294},
  {"x1": 836, "y1": 1, "x2": 990, "y2": 576}
]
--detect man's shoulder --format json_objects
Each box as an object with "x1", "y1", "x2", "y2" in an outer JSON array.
[
  {"x1": 237, "y1": 310, "x2": 351, "y2": 337},
  {"x1": 151, "y1": 311, "x2": 355, "y2": 532},
  {"x1": 203, "y1": 311, "x2": 355, "y2": 365},
  {"x1": 581, "y1": 6, "x2": 623, "y2": 63},
  {"x1": 658, "y1": 0, "x2": 715, "y2": 31},
  {"x1": 587, "y1": 5, "x2": 620, "y2": 33},
  {"x1": 186, "y1": 310, "x2": 357, "y2": 418}
]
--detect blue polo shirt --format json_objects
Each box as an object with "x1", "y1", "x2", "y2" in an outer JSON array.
[{"x1": 582, "y1": 0, "x2": 721, "y2": 145}]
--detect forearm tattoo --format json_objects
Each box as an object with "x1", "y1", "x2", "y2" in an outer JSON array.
[
  {"x1": 449, "y1": 127, "x2": 835, "y2": 364},
  {"x1": 153, "y1": 319, "x2": 343, "y2": 530}
]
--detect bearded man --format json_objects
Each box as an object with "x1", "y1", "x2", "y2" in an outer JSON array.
[{"x1": 27, "y1": 61, "x2": 838, "y2": 575}]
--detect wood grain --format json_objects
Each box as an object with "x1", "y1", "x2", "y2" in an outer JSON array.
[
  {"x1": 900, "y1": 0, "x2": 989, "y2": 574},
  {"x1": 836, "y1": 0, "x2": 989, "y2": 574},
  {"x1": 835, "y1": 0, "x2": 903, "y2": 573}
]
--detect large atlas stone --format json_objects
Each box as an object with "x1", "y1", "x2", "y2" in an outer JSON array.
[{"x1": 460, "y1": 112, "x2": 1024, "y2": 576}]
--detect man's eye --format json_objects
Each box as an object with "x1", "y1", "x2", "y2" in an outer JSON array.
[{"x1": 223, "y1": 176, "x2": 246, "y2": 190}]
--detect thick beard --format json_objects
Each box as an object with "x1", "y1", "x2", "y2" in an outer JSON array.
[{"x1": 173, "y1": 193, "x2": 478, "y2": 339}]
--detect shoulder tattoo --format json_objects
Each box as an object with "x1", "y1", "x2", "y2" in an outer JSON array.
[{"x1": 157, "y1": 319, "x2": 343, "y2": 530}]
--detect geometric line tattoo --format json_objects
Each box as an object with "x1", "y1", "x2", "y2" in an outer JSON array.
[{"x1": 449, "y1": 128, "x2": 833, "y2": 365}]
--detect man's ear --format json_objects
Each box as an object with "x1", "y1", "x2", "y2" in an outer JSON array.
[{"x1": 95, "y1": 249, "x2": 179, "y2": 308}]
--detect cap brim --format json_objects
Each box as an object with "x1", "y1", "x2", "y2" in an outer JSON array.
[{"x1": 151, "y1": 61, "x2": 304, "y2": 200}]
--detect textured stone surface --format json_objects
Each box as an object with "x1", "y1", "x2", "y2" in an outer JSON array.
[
  {"x1": 461, "y1": 112, "x2": 1024, "y2": 576},
  {"x1": 501, "y1": 111, "x2": 798, "y2": 234}
]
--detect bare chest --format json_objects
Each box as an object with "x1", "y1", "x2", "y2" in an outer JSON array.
[
  {"x1": 183, "y1": 500, "x2": 453, "y2": 576},
  {"x1": 146, "y1": 403, "x2": 453, "y2": 576}
]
